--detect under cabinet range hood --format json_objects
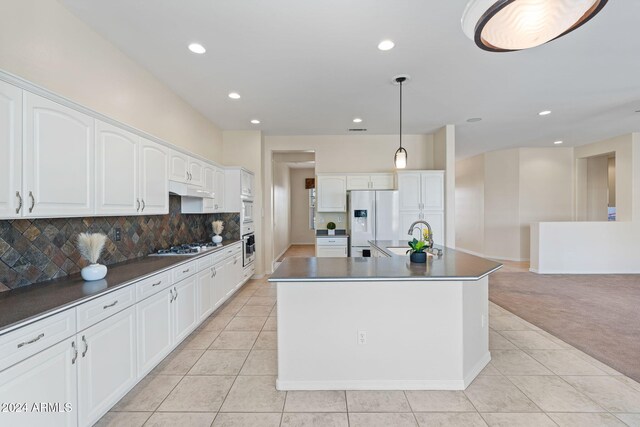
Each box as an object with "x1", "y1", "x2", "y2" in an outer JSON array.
[{"x1": 168, "y1": 180, "x2": 214, "y2": 198}]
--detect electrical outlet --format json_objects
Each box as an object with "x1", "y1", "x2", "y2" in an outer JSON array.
[
  {"x1": 337, "y1": 216, "x2": 343, "y2": 223},
  {"x1": 481, "y1": 314, "x2": 486, "y2": 328},
  {"x1": 114, "y1": 228, "x2": 122, "y2": 242},
  {"x1": 357, "y1": 331, "x2": 367, "y2": 345}
]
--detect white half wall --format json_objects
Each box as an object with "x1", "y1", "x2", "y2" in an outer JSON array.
[{"x1": 0, "y1": 0, "x2": 223, "y2": 161}]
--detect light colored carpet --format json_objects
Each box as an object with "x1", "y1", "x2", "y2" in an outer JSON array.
[{"x1": 490, "y1": 270, "x2": 640, "y2": 382}]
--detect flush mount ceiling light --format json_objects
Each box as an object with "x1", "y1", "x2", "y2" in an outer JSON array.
[
  {"x1": 393, "y1": 75, "x2": 409, "y2": 169},
  {"x1": 467, "y1": 117, "x2": 483, "y2": 123},
  {"x1": 538, "y1": 110, "x2": 552, "y2": 116},
  {"x1": 188, "y1": 43, "x2": 206, "y2": 54},
  {"x1": 378, "y1": 40, "x2": 395, "y2": 51},
  {"x1": 228, "y1": 92, "x2": 241, "y2": 99},
  {"x1": 461, "y1": 0, "x2": 608, "y2": 52},
  {"x1": 353, "y1": 118, "x2": 363, "y2": 123},
  {"x1": 250, "y1": 119, "x2": 260, "y2": 124},
  {"x1": 554, "y1": 140, "x2": 564, "y2": 145}
]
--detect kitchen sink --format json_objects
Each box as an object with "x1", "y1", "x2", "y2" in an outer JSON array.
[{"x1": 385, "y1": 247, "x2": 434, "y2": 257}]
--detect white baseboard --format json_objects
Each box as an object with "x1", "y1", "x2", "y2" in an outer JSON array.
[
  {"x1": 276, "y1": 378, "x2": 466, "y2": 391},
  {"x1": 290, "y1": 241, "x2": 315, "y2": 246},
  {"x1": 274, "y1": 244, "x2": 292, "y2": 262},
  {"x1": 463, "y1": 352, "x2": 491, "y2": 388}
]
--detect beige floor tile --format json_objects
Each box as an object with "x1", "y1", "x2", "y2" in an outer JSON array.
[
  {"x1": 284, "y1": 391, "x2": 347, "y2": 412},
  {"x1": 548, "y1": 412, "x2": 627, "y2": 426},
  {"x1": 212, "y1": 412, "x2": 282, "y2": 427},
  {"x1": 535, "y1": 329, "x2": 574, "y2": 349},
  {"x1": 463, "y1": 376, "x2": 539, "y2": 413},
  {"x1": 157, "y1": 376, "x2": 235, "y2": 412},
  {"x1": 569, "y1": 350, "x2": 623, "y2": 376},
  {"x1": 562, "y1": 376, "x2": 640, "y2": 412},
  {"x1": 490, "y1": 315, "x2": 534, "y2": 331},
  {"x1": 254, "y1": 331, "x2": 278, "y2": 350},
  {"x1": 220, "y1": 375, "x2": 286, "y2": 412},
  {"x1": 112, "y1": 375, "x2": 182, "y2": 411},
  {"x1": 151, "y1": 348, "x2": 205, "y2": 375},
  {"x1": 615, "y1": 413, "x2": 640, "y2": 426},
  {"x1": 525, "y1": 350, "x2": 608, "y2": 376},
  {"x1": 188, "y1": 349, "x2": 249, "y2": 375},
  {"x1": 144, "y1": 412, "x2": 217, "y2": 427},
  {"x1": 263, "y1": 317, "x2": 278, "y2": 331},
  {"x1": 180, "y1": 329, "x2": 220, "y2": 350},
  {"x1": 480, "y1": 412, "x2": 556, "y2": 426},
  {"x1": 211, "y1": 331, "x2": 260, "y2": 349},
  {"x1": 240, "y1": 349, "x2": 278, "y2": 375},
  {"x1": 224, "y1": 316, "x2": 268, "y2": 331},
  {"x1": 489, "y1": 303, "x2": 510, "y2": 317},
  {"x1": 236, "y1": 305, "x2": 273, "y2": 317},
  {"x1": 615, "y1": 376, "x2": 640, "y2": 392},
  {"x1": 500, "y1": 331, "x2": 563, "y2": 350},
  {"x1": 202, "y1": 315, "x2": 234, "y2": 331},
  {"x1": 253, "y1": 288, "x2": 277, "y2": 297},
  {"x1": 280, "y1": 412, "x2": 348, "y2": 427},
  {"x1": 348, "y1": 412, "x2": 417, "y2": 427},
  {"x1": 489, "y1": 331, "x2": 517, "y2": 350},
  {"x1": 405, "y1": 390, "x2": 475, "y2": 412},
  {"x1": 508, "y1": 375, "x2": 602, "y2": 412},
  {"x1": 217, "y1": 304, "x2": 243, "y2": 317},
  {"x1": 478, "y1": 363, "x2": 503, "y2": 376},
  {"x1": 491, "y1": 350, "x2": 553, "y2": 375},
  {"x1": 346, "y1": 390, "x2": 411, "y2": 412},
  {"x1": 414, "y1": 412, "x2": 488, "y2": 426},
  {"x1": 246, "y1": 296, "x2": 277, "y2": 306},
  {"x1": 94, "y1": 411, "x2": 151, "y2": 427}
]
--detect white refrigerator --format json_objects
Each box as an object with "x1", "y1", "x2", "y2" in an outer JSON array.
[{"x1": 349, "y1": 190, "x2": 400, "y2": 257}]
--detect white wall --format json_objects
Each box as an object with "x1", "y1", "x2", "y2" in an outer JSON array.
[
  {"x1": 273, "y1": 162, "x2": 291, "y2": 260},
  {"x1": 434, "y1": 125, "x2": 456, "y2": 248},
  {"x1": 289, "y1": 168, "x2": 316, "y2": 245},
  {"x1": 455, "y1": 155, "x2": 485, "y2": 255},
  {"x1": 0, "y1": 0, "x2": 223, "y2": 161},
  {"x1": 586, "y1": 156, "x2": 610, "y2": 221}
]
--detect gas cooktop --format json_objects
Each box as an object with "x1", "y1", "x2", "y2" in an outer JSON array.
[{"x1": 153, "y1": 242, "x2": 220, "y2": 256}]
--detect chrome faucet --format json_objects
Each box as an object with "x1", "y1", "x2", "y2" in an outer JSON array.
[{"x1": 408, "y1": 220, "x2": 434, "y2": 249}]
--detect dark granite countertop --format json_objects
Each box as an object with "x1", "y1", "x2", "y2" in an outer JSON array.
[
  {"x1": 0, "y1": 239, "x2": 241, "y2": 335},
  {"x1": 269, "y1": 240, "x2": 502, "y2": 282}
]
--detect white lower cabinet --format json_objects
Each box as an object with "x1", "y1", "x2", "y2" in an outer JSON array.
[
  {"x1": 197, "y1": 267, "x2": 215, "y2": 322},
  {"x1": 77, "y1": 306, "x2": 137, "y2": 427},
  {"x1": 316, "y1": 246, "x2": 348, "y2": 257},
  {"x1": 173, "y1": 277, "x2": 199, "y2": 343},
  {"x1": 136, "y1": 288, "x2": 173, "y2": 377},
  {"x1": 0, "y1": 337, "x2": 77, "y2": 427}
]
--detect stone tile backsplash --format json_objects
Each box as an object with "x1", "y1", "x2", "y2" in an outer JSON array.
[{"x1": 0, "y1": 196, "x2": 240, "y2": 291}]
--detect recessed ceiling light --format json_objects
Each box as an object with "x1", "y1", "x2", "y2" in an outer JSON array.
[
  {"x1": 188, "y1": 43, "x2": 206, "y2": 54},
  {"x1": 554, "y1": 140, "x2": 563, "y2": 145},
  {"x1": 353, "y1": 118, "x2": 363, "y2": 123},
  {"x1": 378, "y1": 40, "x2": 395, "y2": 51},
  {"x1": 539, "y1": 110, "x2": 552, "y2": 116},
  {"x1": 228, "y1": 92, "x2": 241, "y2": 99},
  {"x1": 466, "y1": 117, "x2": 482, "y2": 123},
  {"x1": 250, "y1": 119, "x2": 260, "y2": 124}
]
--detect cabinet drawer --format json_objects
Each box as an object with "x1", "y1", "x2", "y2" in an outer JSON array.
[
  {"x1": 136, "y1": 271, "x2": 172, "y2": 301},
  {"x1": 173, "y1": 260, "x2": 197, "y2": 283},
  {"x1": 316, "y1": 237, "x2": 348, "y2": 246},
  {"x1": 197, "y1": 254, "x2": 214, "y2": 271},
  {"x1": 243, "y1": 264, "x2": 255, "y2": 281},
  {"x1": 0, "y1": 309, "x2": 76, "y2": 372},
  {"x1": 77, "y1": 285, "x2": 136, "y2": 331},
  {"x1": 214, "y1": 244, "x2": 242, "y2": 264}
]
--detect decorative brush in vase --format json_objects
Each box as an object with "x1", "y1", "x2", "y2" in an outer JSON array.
[
  {"x1": 212, "y1": 220, "x2": 224, "y2": 244},
  {"x1": 77, "y1": 232, "x2": 108, "y2": 281}
]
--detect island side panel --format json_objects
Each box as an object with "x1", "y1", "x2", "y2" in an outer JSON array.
[
  {"x1": 462, "y1": 276, "x2": 491, "y2": 386},
  {"x1": 276, "y1": 280, "x2": 469, "y2": 390}
]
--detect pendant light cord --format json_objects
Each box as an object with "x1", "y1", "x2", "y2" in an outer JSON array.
[{"x1": 399, "y1": 79, "x2": 403, "y2": 150}]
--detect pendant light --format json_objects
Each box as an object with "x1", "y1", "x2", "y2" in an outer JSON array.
[
  {"x1": 394, "y1": 76, "x2": 408, "y2": 169},
  {"x1": 462, "y1": 0, "x2": 608, "y2": 52}
]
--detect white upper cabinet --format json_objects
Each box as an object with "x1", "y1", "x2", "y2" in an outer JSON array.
[
  {"x1": 398, "y1": 171, "x2": 444, "y2": 212},
  {"x1": 0, "y1": 81, "x2": 22, "y2": 219},
  {"x1": 241, "y1": 169, "x2": 254, "y2": 199},
  {"x1": 317, "y1": 175, "x2": 347, "y2": 212},
  {"x1": 188, "y1": 158, "x2": 204, "y2": 187},
  {"x1": 139, "y1": 138, "x2": 168, "y2": 215},
  {"x1": 95, "y1": 121, "x2": 139, "y2": 215},
  {"x1": 169, "y1": 149, "x2": 189, "y2": 183},
  {"x1": 24, "y1": 92, "x2": 95, "y2": 217},
  {"x1": 346, "y1": 174, "x2": 395, "y2": 190},
  {"x1": 214, "y1": 167, "x2": 225, "y2": 212}
]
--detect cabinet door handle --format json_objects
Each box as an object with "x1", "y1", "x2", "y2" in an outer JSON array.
[
  {"x1": 234, "y1": 258, "x2": 238, "y2": 265},
  {"x1": 136, "y1": 199, "x2": 140, "y2": 212},
  {"x1": 152, "y1": 280, "x2": 162, "y2": 287},
  {"x1": 182, "y1": 268, "x2": 190, "y2": 273},
  {"x1": 141, "y1": 199, "x2": 146, "y2": 212},
  {"x1": 71, "y1": 340, "x2": 78, "y2": 364},
  {"x1": 17, "y1": 333, "x2": 44, "y2": 348},
  {"x1": 15, "y1": 191, "x2": 22, "y2": 214},
  {"x1": 103, "y1": 300, "x2": 118, "y2": 310},
  {"x1": 173, "y1": 286, "x2": 178, "y2": 300},
  {"x1": 210, "y1": 267, "x2": 215, "y2": 278},
  {"x1": 81, "y1": 335, "x2": 88, "y2": 357},
  {"x1": 28, "y1": 191, "x2": 35, "y2": 213},
  {"x1": 169, "y1": 289, "x2": 174, "y2": 303}
]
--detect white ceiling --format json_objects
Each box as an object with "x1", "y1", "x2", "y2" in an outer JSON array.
[{"x1": 61, "y1": 0, "x2": 640, "y2": 158}]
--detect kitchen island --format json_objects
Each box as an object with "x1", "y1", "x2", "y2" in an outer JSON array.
[{"x1": 269, "y1": 242, "x2": 502, "y2": 390}]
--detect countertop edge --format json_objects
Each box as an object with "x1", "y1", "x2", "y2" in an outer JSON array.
[{"x1": 0, "y1": 240, "x2": 242, "y2": 336}]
